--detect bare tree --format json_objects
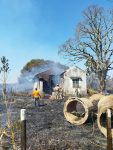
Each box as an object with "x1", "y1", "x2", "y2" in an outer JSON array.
[{"x1": 59, "y1": 5, "x2": 113, "y2": 91}]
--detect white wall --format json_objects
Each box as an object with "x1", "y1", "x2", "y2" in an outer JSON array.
[{"x1": 60, "y1": 66, "x2": 87, "y2": 96}]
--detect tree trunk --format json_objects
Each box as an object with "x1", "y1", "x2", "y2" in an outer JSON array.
[
  {"x1": 98, "y1": 71, "x2": 107, "y2": 92},
  {"x1": 2, "y1": 83, "x2": 6, "y2": 99},
  {"x1": 100, "y1": 77, "x2": 106, "y2": 92}
]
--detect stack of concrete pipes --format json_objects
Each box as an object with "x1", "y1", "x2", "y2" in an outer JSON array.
[{"x1": 64, "y1": 94, "x2": 113, "y2": 137}]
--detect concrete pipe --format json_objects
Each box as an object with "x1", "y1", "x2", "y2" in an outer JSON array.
[
  {"x1": 89, "y1": 93, "x2": 105, "y2": 113},
  {"x1": 89, "y1": 93, "x2": 105, "y2": 104},
  {"x1": 97, "y1": 95, "x2": 113, "y2": 137},
  {"x1": 64, "y1": 97, "x2": 93, "y2": 125}
]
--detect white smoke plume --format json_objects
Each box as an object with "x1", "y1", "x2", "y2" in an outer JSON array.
[{"x1": 5, "y1": 62, "x2": 68, "y2": 93}]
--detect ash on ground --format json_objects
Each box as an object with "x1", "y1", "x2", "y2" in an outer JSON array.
[{"x1": 0, "y1": 96, "x2": 107, "y2": 150}]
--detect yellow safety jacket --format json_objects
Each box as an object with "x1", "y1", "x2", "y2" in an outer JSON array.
[{"x1": 32, "y1": 90, "x2": 41, "y2": 98}]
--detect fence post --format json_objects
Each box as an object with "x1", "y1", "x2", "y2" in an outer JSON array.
[
  {"x1": 20, "y1": 109, "x2": 26, "y2": 150},
  {"x1": 106, "y1": 109, "x2": 112, "y2": 150}
]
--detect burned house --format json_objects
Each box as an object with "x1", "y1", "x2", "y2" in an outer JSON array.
[
  {"x1": 34, "y1": 69, "x2": 62, "y2": 94},
  {"x1": 59, "y1": 66, "x2": 87, "y2": 96},
  {"x1": 34, "y1": 66, "x2": 87, "y2": 96}
]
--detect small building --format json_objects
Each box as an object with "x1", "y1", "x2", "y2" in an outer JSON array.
[
  {"x1": 34, "y1": 69, "x2": 62, "y2": 94},
  {"x1": 59, "y1": 66, "x2": 87, "y2": 96},
  {"x1": 33, "y1": 66, "x2": 87, "y2": 96}
]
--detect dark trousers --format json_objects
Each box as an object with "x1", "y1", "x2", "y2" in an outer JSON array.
[{"x1": 35, "y1": 97, "x2": 40, "y2": 106}]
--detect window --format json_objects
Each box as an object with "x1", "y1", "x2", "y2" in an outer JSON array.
[{"x1": 72, "y1": 79, "x2": 79, "y2": 88}]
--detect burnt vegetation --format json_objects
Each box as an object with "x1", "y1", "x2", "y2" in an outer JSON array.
[{"x1": 0, "y1": 95, "x2": 106, "y2": 150}]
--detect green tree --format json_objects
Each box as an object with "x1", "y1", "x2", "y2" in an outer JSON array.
[
  {"x1": 0, "y1": 57, "x2": 17, "y2": 150},
  {"x1": 21, "y1": 59, "x2": 52, "y2": 73},
  {"x1": 59, "y1": 5, "x2": 113, "y2": 91},
  {"x1": 0, "y1": 56, "x2": 10, "y2": 98},
  {"x1": 19, "y1": 59, "x2": 67, "y2": 83}
]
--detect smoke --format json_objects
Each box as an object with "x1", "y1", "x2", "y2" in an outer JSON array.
[
  {"x1": 15, "y1": 62, "x2": 67, "y2": 92},
  {"x1": 0, "y1": 62, "x2": 67, "y2": 94}
]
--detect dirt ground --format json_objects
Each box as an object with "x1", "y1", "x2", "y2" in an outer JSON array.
[{"x1": 0, "y1": 96, "x2": 108, "y2": 150}]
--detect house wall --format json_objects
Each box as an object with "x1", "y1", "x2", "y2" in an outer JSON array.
[
  {"x1": 33, "y1": 80, "x2": 43, "y2": 93},
  {"x1": 33, "y1": 81, "x2": 40, "y2": 90},
  {"x1": 60, "y1": 66, "x2": 87, "y2": 96}
]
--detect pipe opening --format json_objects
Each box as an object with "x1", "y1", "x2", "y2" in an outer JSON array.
[
  {"x1": 67, "y1": 101, "x2": 85, "y2": 119},
  {"x1": 100, "y1": 110, "x2": 113, "y2": 128},
  {"x1": 100, "y1": 112, "x2": 107, "y2": 128},
  {"x1": 64, "y1": 98, "x2": 92, "y2": 125}
]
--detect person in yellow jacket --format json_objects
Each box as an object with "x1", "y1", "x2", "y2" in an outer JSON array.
[{"x1": 32, "y1": 88, "x2": 41, "y2": 107}]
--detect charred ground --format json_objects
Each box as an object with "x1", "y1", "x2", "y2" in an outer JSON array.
[{"x1": 0, "y1": 96, "x2": 107, "y2": 150}]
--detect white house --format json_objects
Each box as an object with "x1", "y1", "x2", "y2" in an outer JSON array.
[{"x1": 59, "y1": 66, "x2": 87, "y2": 96}]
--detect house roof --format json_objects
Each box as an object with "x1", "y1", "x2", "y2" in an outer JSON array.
[
  {"x1": 60, "y1": 66, "x2": 86, "y2": 76},
  {"x1": 34, "y1": 70, "x2": 53, "y2": 81},
  {"x1": 69, "y1": 66, "x2": 86, "y2": 73},
  {"x1": 34, "y1": 66, "x2": 85, "y2": 81},
  {"x1": 34, "y1": 69, "x2": 65, "y2": 81}
]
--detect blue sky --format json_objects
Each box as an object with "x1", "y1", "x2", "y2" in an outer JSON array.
[{"x1": 0, "y1": 0, "x2": 112, "y2": 83}]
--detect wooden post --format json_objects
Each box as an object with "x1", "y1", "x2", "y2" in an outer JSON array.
[
  {"x1": 20, "y1": 109, "x2": 26, "y2": 150},
  {"x1": 106, "y1": 109, "x2": 112, "y2": 150}
]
